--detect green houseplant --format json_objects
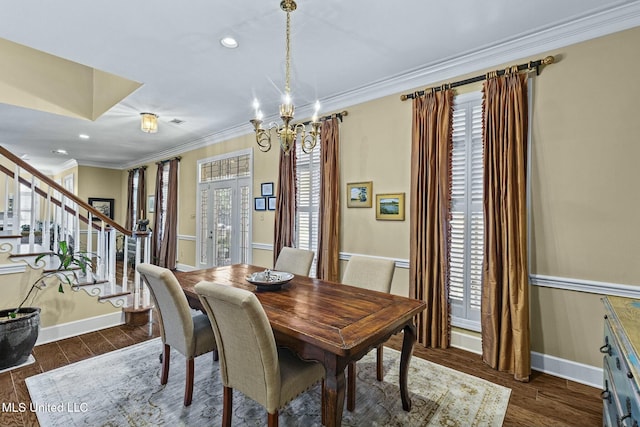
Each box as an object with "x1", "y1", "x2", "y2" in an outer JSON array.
[{"x1": 0, "y1": 241, "x2": 94, "y2": 370}]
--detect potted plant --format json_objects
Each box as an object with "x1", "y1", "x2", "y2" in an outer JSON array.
[{"x1": 0, "y1": 241, "x2": 93, "y2": 370}]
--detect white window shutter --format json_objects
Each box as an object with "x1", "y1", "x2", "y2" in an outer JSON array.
[
  {"x1": 449, "y1": 93, "x2": 484, "y2": 327},
  {"x1": 296, "y1": 141, "x2": 321, "y2": 277}
]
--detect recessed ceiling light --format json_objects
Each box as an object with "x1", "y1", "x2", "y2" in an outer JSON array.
[
  {"x1": 52, "y1": 149, "x2": 68, "y2": 156},
  {"x1": 220, "y1": 36, "x2": 238, "y2": 49},
  {"x1": 79, "y1": 134, "x2": 90, "y2": 139}
]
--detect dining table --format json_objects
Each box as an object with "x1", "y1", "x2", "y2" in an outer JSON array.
[{"x1": 173, "y1": 264, "x2": 426, "y2": 427}]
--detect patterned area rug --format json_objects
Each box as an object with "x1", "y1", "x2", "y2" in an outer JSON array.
[{"x1": 26, "y1": 338, "x2": 510, "y2": 426}]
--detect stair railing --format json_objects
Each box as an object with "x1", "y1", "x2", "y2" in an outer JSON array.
[{"x1": 0, "y1": 145, "x2": 151, "y2": 310}]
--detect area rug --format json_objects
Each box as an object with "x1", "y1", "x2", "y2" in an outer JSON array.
[{"x1": 26, "y1": 338, "x2": 510, "y2": 426}]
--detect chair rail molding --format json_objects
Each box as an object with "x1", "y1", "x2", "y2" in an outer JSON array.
[{"x1": 529, "y1": 274, "x2": 640, "y2": 298}]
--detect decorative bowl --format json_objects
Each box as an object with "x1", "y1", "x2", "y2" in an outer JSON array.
[{"x1": 245, "y1": 270, "x2": 294, "y2": 291}]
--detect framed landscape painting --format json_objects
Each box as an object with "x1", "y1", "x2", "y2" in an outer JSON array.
[
  {"x1": 346, "y1": 181, "x2": 373, "y2": 208},
  {"x1": 375, "y1": 193, "x2": 405, "y2": 221}
]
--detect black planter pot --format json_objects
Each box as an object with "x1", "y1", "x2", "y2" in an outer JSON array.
[{"x1": 0, "y1": 307, "x2": 40, "y2": 370}]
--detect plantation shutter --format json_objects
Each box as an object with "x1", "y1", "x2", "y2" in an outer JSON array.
[
  {"x1": 449, "y1": 93, "x2": 484, "y2": 326},
  {"x1": 296, "y1": 141, "x2": 321, "y2": 277}
]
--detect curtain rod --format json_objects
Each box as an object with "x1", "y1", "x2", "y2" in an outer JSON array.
[
  {"x1": 127, "y1": 165, "x2": 147, "y2": 172},
  {"x1": 400, "y1": 56, "x2": 555, "y2": 101},
  {"x1": 156, "y1": 156, "x2": 182, "y2": 166},
  {"x1": 300, "y1": 110, "x2": 348, "y2": 126}
]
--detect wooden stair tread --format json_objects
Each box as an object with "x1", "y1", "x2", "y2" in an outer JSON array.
[
  {"x1": 75, "y1": 279, "x2": 109, "y2": 287},
  {"x1": 0, "y1": 230, "x2": 21, "y2": 238},
  {"x1": 9, "y1": 244, "x2": 53, "y2": 257},
  {"x1": 98, "y1": 291, "x2": 131, "y2": 301}
]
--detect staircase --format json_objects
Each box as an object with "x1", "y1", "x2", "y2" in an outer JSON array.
[{"x1": 0, "y1": 145, "x2": 152, "y2": 328}]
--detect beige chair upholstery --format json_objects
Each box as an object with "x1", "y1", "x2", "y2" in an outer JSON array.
[
  {"x1": 341, "y1": 255, "x2": 395, "y2": 411},
  {"x1": 195, "y1": 281, "x2": 324, "y2": 427},
  {"x1": 136, "y1": 263, "x2": 217, "y2": 406},
  {"x1": 274, "y1": 246, "x2": 314, "y2": 276}
]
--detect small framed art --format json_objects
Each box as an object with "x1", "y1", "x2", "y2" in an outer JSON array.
[
  {"x1": 346, "y1": 181, "x2": 373, "y2": 208},
  {"x1": 147, "y1": 195, "x2": 155, "y2": 213},
  {"x1": 268, "y1": 196, "x2": 277, "y2": 211},
  {"x1": 375, "y1": 193, "x2": 405, "y2": 221},
  {"x1": 254, "y1": 197, "x2": 266, "y2": 211},
  {"x1": 261, "y1": 182, "x2": 274, "y2": 196}
]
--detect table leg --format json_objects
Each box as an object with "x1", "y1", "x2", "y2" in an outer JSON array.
[
  {"x1": 400, "y1": 322, "x2": 417, "y2": 411},
  {"x1": 323, "y1": 365, "x2": 346, "y2": 427}
]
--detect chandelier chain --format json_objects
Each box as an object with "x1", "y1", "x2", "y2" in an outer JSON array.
[{"x1": 285, "y1": 10, "x2": 291, "y2": 96}]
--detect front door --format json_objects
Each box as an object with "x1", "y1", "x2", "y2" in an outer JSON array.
[{"x1": 197, "y1": 151, "x2": 251, "y2": 268}]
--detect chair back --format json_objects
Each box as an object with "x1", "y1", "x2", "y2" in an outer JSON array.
[
  {"x1": 195, "y1": 282, "x2": 280, "y2": 409},
  {"x1": 274, "y1": 247, "x2": 314, "y2": 276},
  {"x1": 137, "y1": 263, "x2": 195, "y2": 355},
  {"x1": 342, "y1": 255, "x2": 395, "y2": 293}
]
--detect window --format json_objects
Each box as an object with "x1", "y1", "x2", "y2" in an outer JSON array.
[
  {"x1": 296, "y1": 141, "x2": 321, "y2": 277},
  {"x1": 132, "y1": 170, "x2": 140, "y2": 225},
  {"x1": 19, "y1": 178, "x2": 40, "y2": 232},
  {"x1": 449, "y1": 91, "x2": 484, "y2": 330},
  {"x1": 157, "y1": 163, "x2": 170, "y2": 241}
]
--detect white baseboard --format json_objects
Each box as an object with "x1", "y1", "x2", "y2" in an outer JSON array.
[
  {"x1": 530, "y1": 351, "x2": 602, "y2": 389},
  {"x1": 450, "y1": 330, "x2": 602, "y2": 388},
  {"x1": 175, "y1": 263, "x2": 197, "y2": 272},
  {"x1": 35, "y1": 311, "x2": 125, "y2": 346}
]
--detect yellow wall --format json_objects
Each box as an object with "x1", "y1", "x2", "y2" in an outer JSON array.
[
  {"x1": 0, "y1": 250, "x2": 118, "y2": 327},
  {"x1": 161, "y1": 27, "x2": 640, "y2": 369},
  {"x1": 77, "y1": 165, "x2": 124, "y2": 224}
]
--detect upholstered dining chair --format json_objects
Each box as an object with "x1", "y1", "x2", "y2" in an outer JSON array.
[
  {"x1": 136, "y1": 263, "x2": 217, "y2": 406},
  {"x1": 341, "y1": 255, "x2": 395, "y2": 411},
  {"x1": 195, "y1": 281, "x2": 325, "y2": 427},
  {"x1": 274, "y1": 246, "x2": 315, "y2": 276}
]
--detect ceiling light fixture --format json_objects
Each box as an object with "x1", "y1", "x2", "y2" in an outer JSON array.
[
  {"x1": 250, "y1": 0, "x2": 321, "y2": 155},
  {"x1": 140, "y1": 112, "x2": 158, "y2": 133},
  {"x1": 79, "y1": 134, "x2": 90, "y2": 139},
  {"x1": 220, "y1": 36, "x2": 238, "y2": 49},
  {"x1": 52, "y1": 149, "x2": 68, "y2": 156}
]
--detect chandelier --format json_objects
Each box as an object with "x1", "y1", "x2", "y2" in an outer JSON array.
[{"x1": 250, "y1": 0, "x2": 321, "y2": 155}]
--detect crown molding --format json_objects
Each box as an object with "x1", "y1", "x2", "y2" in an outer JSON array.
[{"x1": 85, "y1": 1, "x2": 640, "y2": 169}]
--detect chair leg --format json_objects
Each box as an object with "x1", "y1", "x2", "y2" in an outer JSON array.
[
  {"x1": 376, "y1": 344, "x2": 384, "y2": 381},
  {"x1": 161, "y1": 344, "x2": 170, "y2": 385},
  {"x1": 347, "y1": 361, "x2": 356, "y2": 411},
  {"x1": 222, "y1": 386, "x2": 233, "y2": 427},
  {"x1": 184, "y1": 358, "x2": 194, "y2": 406},
  {"x1": 267, "y1": 410, "x2": 279, "y2": 427},
  {"x1": 213, "y1": 349, "x2": 219, "y2": 362}
]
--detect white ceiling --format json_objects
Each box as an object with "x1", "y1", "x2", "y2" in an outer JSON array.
[{"x1": 1, "y1": 0, "x2": 639, "y2": 173}]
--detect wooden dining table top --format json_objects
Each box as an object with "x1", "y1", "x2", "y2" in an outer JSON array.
[{"x1": 173, "y1": 264, "x2": 425, "y2": 359}]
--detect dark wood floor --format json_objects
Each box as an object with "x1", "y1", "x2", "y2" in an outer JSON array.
[
  {"x1": 386, "y1": 334, "x2": 602, "y2": 426},
  {"x1": 1, "y1": 321, "x2": 601, "y2": 426}
]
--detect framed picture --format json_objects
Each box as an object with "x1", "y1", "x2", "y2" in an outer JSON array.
[
  {"x1": 261, "y1": 182, "x2": 274, "y2": 197},
  {"x1": 376, "y1": 193, "x2": 405, "y2": 221},
  {"x1": 347, "y1": 181, "x2": 373, "y2": 208},
  {"x1": 268, "y1": 196, "x2": 277, "y2": 211},
  {"x1": 88, "y1": 197, "x2": 114, "y2": 220},
  {"x1": 254, "y1": 197, "x2": 266, "y2": 211},
  {"x1": 147, "y1": 195, "x2": 155, "y2": 213}
]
